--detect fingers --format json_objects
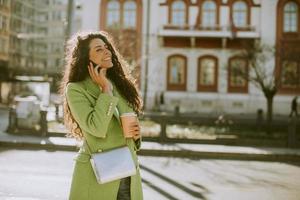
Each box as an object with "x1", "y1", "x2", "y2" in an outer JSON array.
[
  {"x1": 126, "y1": 122, "x2": 140, "y2": 138},
  {"x1": 88, "y1": 62, "x2": 97, "y2": 81},
  {"x1": 88, "y1": 62, "x2": 92, "y2": 76},
  {"x1": 129, "y1": 123, "x2": 140, "y2": 139},
  {"x1": 88, "y1": 62, "x2": 106, "y2": 86},
  {"x1": 124, "y1": 130, "x2": 140, "y2": 139},
  {"x1": 133, "y1": 130, "x2": 141, "y2": 140},
  {"x1": 129, "y1": 123, "x2": 140, "y2": 132}
]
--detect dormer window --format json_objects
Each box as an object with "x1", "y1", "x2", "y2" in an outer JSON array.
[
  {"x1": 123, "y1": 0, "x2": 137, "y2": 29},
  {"x1": 283, "y1": 2, "x2": 298, "y2": 32},
  {"x1": 171, "y1": 0, "x2": 186, "y2": 26},
  {"x1": 106, "y1": 0, "x2": 120, "y2": 28},
  {"x1": 232, "y1": 1, "x2": 248, "y2": 27},
  {"x1": 202, "y1": 0, "x2": 217, "y2": 27}
]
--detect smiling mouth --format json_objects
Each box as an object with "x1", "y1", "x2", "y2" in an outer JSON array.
[{"x1": 103, "y1": 57, "x2": 111, "y2": 61}]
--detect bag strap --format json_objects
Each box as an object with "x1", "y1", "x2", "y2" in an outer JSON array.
[
  {"x1": 84, "y1": 139, "x2": 92, "y2": 155},
  {"x1": 83, "y1": 93, "x2": 131, "y2": 155},
  {"x1": 84, "y1": 138, "x2": 130, "y2": 155}
]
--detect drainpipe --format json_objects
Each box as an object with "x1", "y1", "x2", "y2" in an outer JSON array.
[
  {"x1": 66, "y1": 0, "x2": 74, "y2": 39},
  {"x1": 143, "y1": 0, "x2": 151, "y2": 111}
]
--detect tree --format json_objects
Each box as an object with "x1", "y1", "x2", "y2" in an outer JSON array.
[
  {"x1": 107, "y1": 28, "x2": 141, "y2": 85},
  {"x1": 235, "y1": 41, "x2": 280, "y2": 134}
]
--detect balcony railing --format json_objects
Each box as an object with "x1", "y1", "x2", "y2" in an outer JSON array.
[{"x1": 159, "y1": 24, "x2": 259, "y2": 38}]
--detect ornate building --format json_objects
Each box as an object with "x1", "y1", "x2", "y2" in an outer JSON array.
[{"x1": 75, "y1": 0, "x2": 299, "y2": 115}]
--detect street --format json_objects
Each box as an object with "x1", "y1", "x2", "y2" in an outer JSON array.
[{"x1": 0, "y1": 148, "x2": 299, "y2": 200}]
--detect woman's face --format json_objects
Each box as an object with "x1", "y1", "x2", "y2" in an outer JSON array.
[{"x1": 89, "y1": 38, "x2": 113, "y2": 69}]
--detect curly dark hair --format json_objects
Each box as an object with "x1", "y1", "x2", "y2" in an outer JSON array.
[{"x1": 60, "y1": 31, "x2": 143, "y2": 140}]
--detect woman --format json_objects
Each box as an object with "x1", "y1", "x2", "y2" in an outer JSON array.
[{"x1": 60, "y1": 31, "x2": 143, "y2": 200}]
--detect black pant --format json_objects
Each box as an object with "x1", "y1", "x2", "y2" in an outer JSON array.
[
  {"x1": 117, "y1": 177, "x2": 131, "y2": 200},
  {"x1": 289, "y1": 110, "x2": 298, "y2": 117}
]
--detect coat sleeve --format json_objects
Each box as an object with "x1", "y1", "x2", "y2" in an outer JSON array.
[
  {"x1": 113, "y1": 88, "x2": 142, "y2": 151},
  {"x1": 133, "y1": 137, "x2": 142, "y2": 151},
  {"x1": 66, "y1": 83, "x2": 119, "y2": 138}
]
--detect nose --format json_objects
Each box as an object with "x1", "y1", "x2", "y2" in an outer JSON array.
[{"x1": 104, "y1": 48, "x2": 111, "y2": 56}]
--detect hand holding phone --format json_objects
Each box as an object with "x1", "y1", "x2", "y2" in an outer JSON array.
[
  {"x1": 90, "y1": 61, "x2": 102, "y2": 73},
  {"x1": 88, "y1": 61, "x2": 110, "y2": 91}
]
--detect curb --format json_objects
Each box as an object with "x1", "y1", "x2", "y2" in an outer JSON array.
[
  {"x1": 138, "y1": 149, "x2": 300, "y2": 162},
  {"x1": 0, "y1": 140, "x2": 79, "y2": 152}
]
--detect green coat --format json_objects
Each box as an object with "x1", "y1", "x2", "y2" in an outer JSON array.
[{"x1": 66, "y1": 76, "x2": 143, "y2": 200}]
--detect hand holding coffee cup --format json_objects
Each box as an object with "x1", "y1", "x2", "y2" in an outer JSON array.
[{"x1": 120, "y1": 113, "x2": 141, "y2": 140}]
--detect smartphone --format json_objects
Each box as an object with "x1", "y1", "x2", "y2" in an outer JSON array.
[{"x1": 90, "y1": 61, "x2": 101, "y2": 73}]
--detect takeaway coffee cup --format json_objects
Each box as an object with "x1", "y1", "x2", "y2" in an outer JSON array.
[{"x1": 120, "y1": 112, "x2": 138, "y2": 138}]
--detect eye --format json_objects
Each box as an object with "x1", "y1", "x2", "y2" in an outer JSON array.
[{"x1": 96, "y1": 48, "x2": 103, "y2": 52}]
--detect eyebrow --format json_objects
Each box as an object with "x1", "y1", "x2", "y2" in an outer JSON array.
[{"x1": 94, "y1": 45, "x2": 105, "y2": 49}]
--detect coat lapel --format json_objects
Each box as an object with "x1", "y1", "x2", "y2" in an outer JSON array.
[{"x1": 83, "y1": 77, "x2": 121, "y2": 124}]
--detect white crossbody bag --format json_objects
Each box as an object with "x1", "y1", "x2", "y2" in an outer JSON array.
[{"x1": 85, "y1": 141, "x2": 137, "y2": 184}]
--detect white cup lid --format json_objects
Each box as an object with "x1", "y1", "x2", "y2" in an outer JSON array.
[{"x1": 120, "y1": 112, "x2": 137, "y2": 117}]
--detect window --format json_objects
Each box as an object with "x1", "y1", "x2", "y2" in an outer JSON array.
[
  {"x1": 107, "y1": 0, "x2": 120, "y2": 28},
  {"x1": 202, "y1": 0, "x2": 217, "y2": 27},
  {"x1": 55, "y1": 58, "x2": 61, "y2": 67},
  {"x1": 0, "y1": 15, "x2": 7, "y2": 30},
  {"x1": 281, "y1": 61, "x2": 300, "y2": 87},
  {"x1": 171, "y1": 0, "x2": 186, "y2": 26},
  {"x1": 232, "y1": 1, "x2": 248, "y2": 27},
  {"x1": 52, "y1": 11, "x2": 61, "y2": 20},
  {"x1": 228, "y1": 57, "x2": 248, "y2": 93},
  {"x1": 123, "y1": 1, "x2": 137, "y2": 28},
  {"x1": 167, "y1": 55, "x2": 187, "y2": 91},
  {"x1": 0, "y1": 38, "x2": 7, "y2": 53},
  {"x1": 283, "y1": 2, "x2": 298, "y2": 32},
  {"x1": 198, "y1": 56, "x2": 218, "y2": 91}
]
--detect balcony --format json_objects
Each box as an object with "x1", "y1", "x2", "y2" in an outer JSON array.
[
  {"x1": 158, "y1": 24, "x2": 259, "y2": 48},
  {"x1": 158, "y1": 24, "x2": 260, "y2": 39}
]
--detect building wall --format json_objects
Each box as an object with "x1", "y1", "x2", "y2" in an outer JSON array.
[
  {"x1": 75, "y1": 0, "x2": 298, "y2": 115},
  {"x1": 44, "y1": 0, "x2": 67, "y2": 75},
  {"x1": 74, "y1": 0, "x2": 101, "y2": 32},
  {"x1": 0, "y1": 0, "x2": 10, "y2": 63},
  {"x1": 147, "y1": 0, "x2": 298, "y2": 115},
  {"x1": 7, "y1": 0, "x2": 67, "y2": 77}
]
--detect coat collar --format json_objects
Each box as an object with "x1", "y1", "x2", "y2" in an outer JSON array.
[
  {"x1": 83, "y1": 76, "x2": 100, "y2": 99},
  {"x1": 82, "y1": 76, "x2": 121, "y2": 124}
]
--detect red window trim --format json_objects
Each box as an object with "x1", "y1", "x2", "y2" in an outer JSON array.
[
  {"x1": 227, "y1": 56, "x2": 249, "y2": 93},
  {"x1": 278, "y1": 60, "x2": 300, "y2": 93},
  {"x1": 196, "y1": 0, "x2": 221, "y2": 30},
  {"x1": 229, "y1": 0, "x2": 251, "y2": 31},
  {"x1": 276, "y1": 0, "x2": 300, "y2": 94},
  {"x1": 167, "y1": 54, "x2": 187, "y2": 91},
  {"x1": 100, "y1": 0, "x2": 142, "y2": 30},
  {"x1": 197, "y1": 55, "x2": 218, "y2": 92},
  {"x1": 282, "y1": 0, "x2": 300, "y2": 34},
  {"x1": 166, "y1": 0, "x2": 190, "y2": 27}
]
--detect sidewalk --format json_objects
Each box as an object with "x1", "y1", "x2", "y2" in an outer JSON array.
[{"x1": 1, "y1": 131, "x2": 300, "y2": 162}]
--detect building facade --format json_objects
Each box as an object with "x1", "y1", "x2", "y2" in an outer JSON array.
[
  {"x1": 75, "y1": 0, "x2": 300, "y2": 115},
  {"x1": 0, "y1": 0, "x2": 9, "y2": 61},
  {"x1": 0, "y1": 0, "x2": 67, "y2": 81}
]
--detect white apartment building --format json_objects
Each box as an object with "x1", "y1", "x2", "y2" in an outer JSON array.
[
  {"x1": 5, "y1": 0, "x2": 67, "y2": 77},
  {"x1": 74, "y1": 0, "x2": 300, "y2": 115}
]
